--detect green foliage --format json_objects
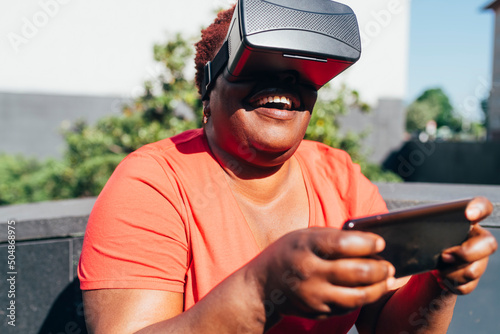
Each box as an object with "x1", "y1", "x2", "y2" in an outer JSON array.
[
  {"x1": 406, "y1": 88, "x2": 462, "y2": 134},
  {"x1": 1, "y1": 33, "x2": 399, "y2": 206},
  {"x1": 0, "y1": 34, "x2": 199, "y2": 206},
  {"x1": 406, "y1": 88, "x2": 462, "y2": 133},
  {"x1": 406, "y1": 101, "x2": 436, "y2": 134},
  {"x1": 0, "y1": 154, "x2": 41, "y2": 205},
  {"x1": 0, "y1": 154, "x2": 75, "y2": 205},
  {"x1": 406, "y1": 87, "x2": 487, "y2": 141},
  {"x1": 481, "y1": 97, "x2": 489, "y2": 130},
  {"x1": 57, "y1": 33, "x2": 200, "y2": 198},
  {"x1": 307, "y1": 85, "x2": 401, "y2": 182}
]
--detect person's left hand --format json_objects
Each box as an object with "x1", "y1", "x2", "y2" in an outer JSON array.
[{"x1": 432, "y1": 196, "x2": 497, "y2": 294}]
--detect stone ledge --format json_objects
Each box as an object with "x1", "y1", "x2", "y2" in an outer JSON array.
[
  {"x1": 0, "y1": 197, "x2": 95, "y2": 242},
  {"x1": 1, "y1": 183, "x2": 499, "y2": 243}
]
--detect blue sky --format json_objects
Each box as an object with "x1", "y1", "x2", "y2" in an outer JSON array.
[{"x1": 408, "y1": 0, "x2": 494, "y2": 119}]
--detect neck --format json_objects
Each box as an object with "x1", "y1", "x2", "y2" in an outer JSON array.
[
  {"x1": 225, "y1": 159, "x2": 294, "y2": 205},
  {"x1": 205, "y1": 134, "x2": 297, "y2": 205}
]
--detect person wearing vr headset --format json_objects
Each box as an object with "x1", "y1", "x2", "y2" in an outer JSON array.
[{"x1": 79, "y1": 1, "x2": 496, "y2": 333}]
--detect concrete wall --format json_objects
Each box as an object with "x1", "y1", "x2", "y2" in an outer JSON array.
[
  {"x1": 0, "y1": 198, "x2": 94, "y2": 334},
  {"x1": 0, "y1": 92, "x2": 125, "y2": 159},
  {"x1": 0, "y1": 183, "x2": 499, "y2": 333},
  {"x1": 339, "y1": 98, "x2": 406, "y2": 163},
  {"x1": 383, "y1": 140, "x2": 500, "y2": 185}
]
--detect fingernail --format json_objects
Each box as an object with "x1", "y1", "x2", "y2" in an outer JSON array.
[
  {"x1": 441, "y1": 253, "x2": 456, "y2": 263},
  {"x1": 387, "y1": 277, "x2": 396, "y2": 289},
  {"x1": 375, "y1": 238, "x2": 385, "y2": 252},
  {"x1": 388, "y1": 265, "x2": 395, "y2": 277},
  {"x1": 466, "y1": 207, "x2": 481, "y2": 220}
]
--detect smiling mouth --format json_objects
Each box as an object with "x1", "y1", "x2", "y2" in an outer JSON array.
[{"x1": 248, "y1": 89, "x2": 301, "y2": 111}]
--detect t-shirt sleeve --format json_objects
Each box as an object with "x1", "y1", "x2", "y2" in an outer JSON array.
[
  {"x1": 348, "y1": 160, "x2": 388, "y2": 217},
  {"x1": 78, "y1": 151, "x2": 189, "y2": 292},
  {"x1": 315, "y1": 143, "x2": 388, "y2": 219}
]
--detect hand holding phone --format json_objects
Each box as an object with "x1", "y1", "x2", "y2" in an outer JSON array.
[{"x1": 342, "y1": 199, "x2": 474, "y2": 278}]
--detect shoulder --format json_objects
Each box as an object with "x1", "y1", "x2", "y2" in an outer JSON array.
[
  {"x1": 114, "y1": 128, "x2": 207, "y2": 175},
  {"x1": 97, "y1": 129, "x2": 208, "y2": 209},
  {"x1": 296, "y1": 140, "x2": 358, "y2": 176},
  {"x1": 133, "y1": 128, "x2": 206, "y2": 158},
  {"x1": 297, "y1": 139, "x2": 353, "y2": 160}
]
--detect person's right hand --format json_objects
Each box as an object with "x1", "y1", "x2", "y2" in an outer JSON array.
[{"x1": 248, "y1": 227, "x2": 396, "y2": 321}]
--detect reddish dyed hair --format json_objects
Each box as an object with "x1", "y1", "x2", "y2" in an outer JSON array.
[{"x1": 194, "y1": 5, "x2": 236, "y2": 97}]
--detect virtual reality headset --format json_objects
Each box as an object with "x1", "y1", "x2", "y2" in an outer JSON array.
[{"x1": 201, "y1": 0, "x2": 361, "y2": 100}]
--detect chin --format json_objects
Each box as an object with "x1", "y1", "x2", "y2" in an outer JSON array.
[{"x1": 248, "y1": 137, "x2": 302, "y2": 164}]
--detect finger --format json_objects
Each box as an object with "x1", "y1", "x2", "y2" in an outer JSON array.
[
  {"x1": 309, "y1": 228, "x2": 385, "y2": 259},
  {"x1": 466, "y1": 196, "x2": 493, "y2": 223},
  {"x1": 317, "y1": 258, "x2": 394, "y2": 287},
  {"x1": 435, "y1": 272, "x2": 482, "y2": 295},
  {"x1": 453, "y1": 279, "x2": 481, "y2": 295},
  {"x1": 319, "y1": 276, "x2": 396, "y2": 311},
  {"x1": 442, "y1": 226, "x2": 498, "y2": 264},
  {"x1": 441, "y1": 255, "x2": 489, "y2": 282}
]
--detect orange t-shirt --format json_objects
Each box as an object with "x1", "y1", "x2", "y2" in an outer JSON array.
[{"x1": 78, "y1": 128, "x2": 387, "y2": 333}]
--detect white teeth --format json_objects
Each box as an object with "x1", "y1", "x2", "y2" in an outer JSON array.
[{"x1": 257, "y1": 96, "x2": 292, "y2": 109}]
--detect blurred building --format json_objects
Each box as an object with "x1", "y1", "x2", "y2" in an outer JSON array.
[
  {"x1": 339, "y1": 0, "x2": 410, "y2": 163},
  {"x1": 485, "y1": 0, "x2": 500, "y2": 141}
]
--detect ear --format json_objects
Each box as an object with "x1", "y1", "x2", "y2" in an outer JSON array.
[
  {"x1": 202, "y1": 99, "x2": 210, "y2": 110},
  {"x1": 202, "y1": 100, "x2": 212, "y2": 124},
  {"x1": 203, "y1": 100, "x2": 212, "y2": 116}
]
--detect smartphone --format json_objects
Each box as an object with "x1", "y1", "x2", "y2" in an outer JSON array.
[{"x1": 342, "y1": 198, "x2": 474, "y2": 278}]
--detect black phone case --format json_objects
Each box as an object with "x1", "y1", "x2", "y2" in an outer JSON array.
[{"x1": 342, "y1": 199, "x2": 473, "y2": 277}]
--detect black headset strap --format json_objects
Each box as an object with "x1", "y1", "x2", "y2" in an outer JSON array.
[{"x1": 201, "y1": 40, "x2": 229, "y2": 100}]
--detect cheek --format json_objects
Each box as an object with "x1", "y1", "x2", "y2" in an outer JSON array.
[
  {"x1": 210, "y1": 106, "x2": 250, "y2": 151},
  {"x1": 217, "y1": 77, "x2": 254, "y2": 101},
  {"x1": 301, "y1": 88, "x2": 318, "y2": 111},
  {"x1": 299, "y1": 112, "x2": 313, "y2": 136}
]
